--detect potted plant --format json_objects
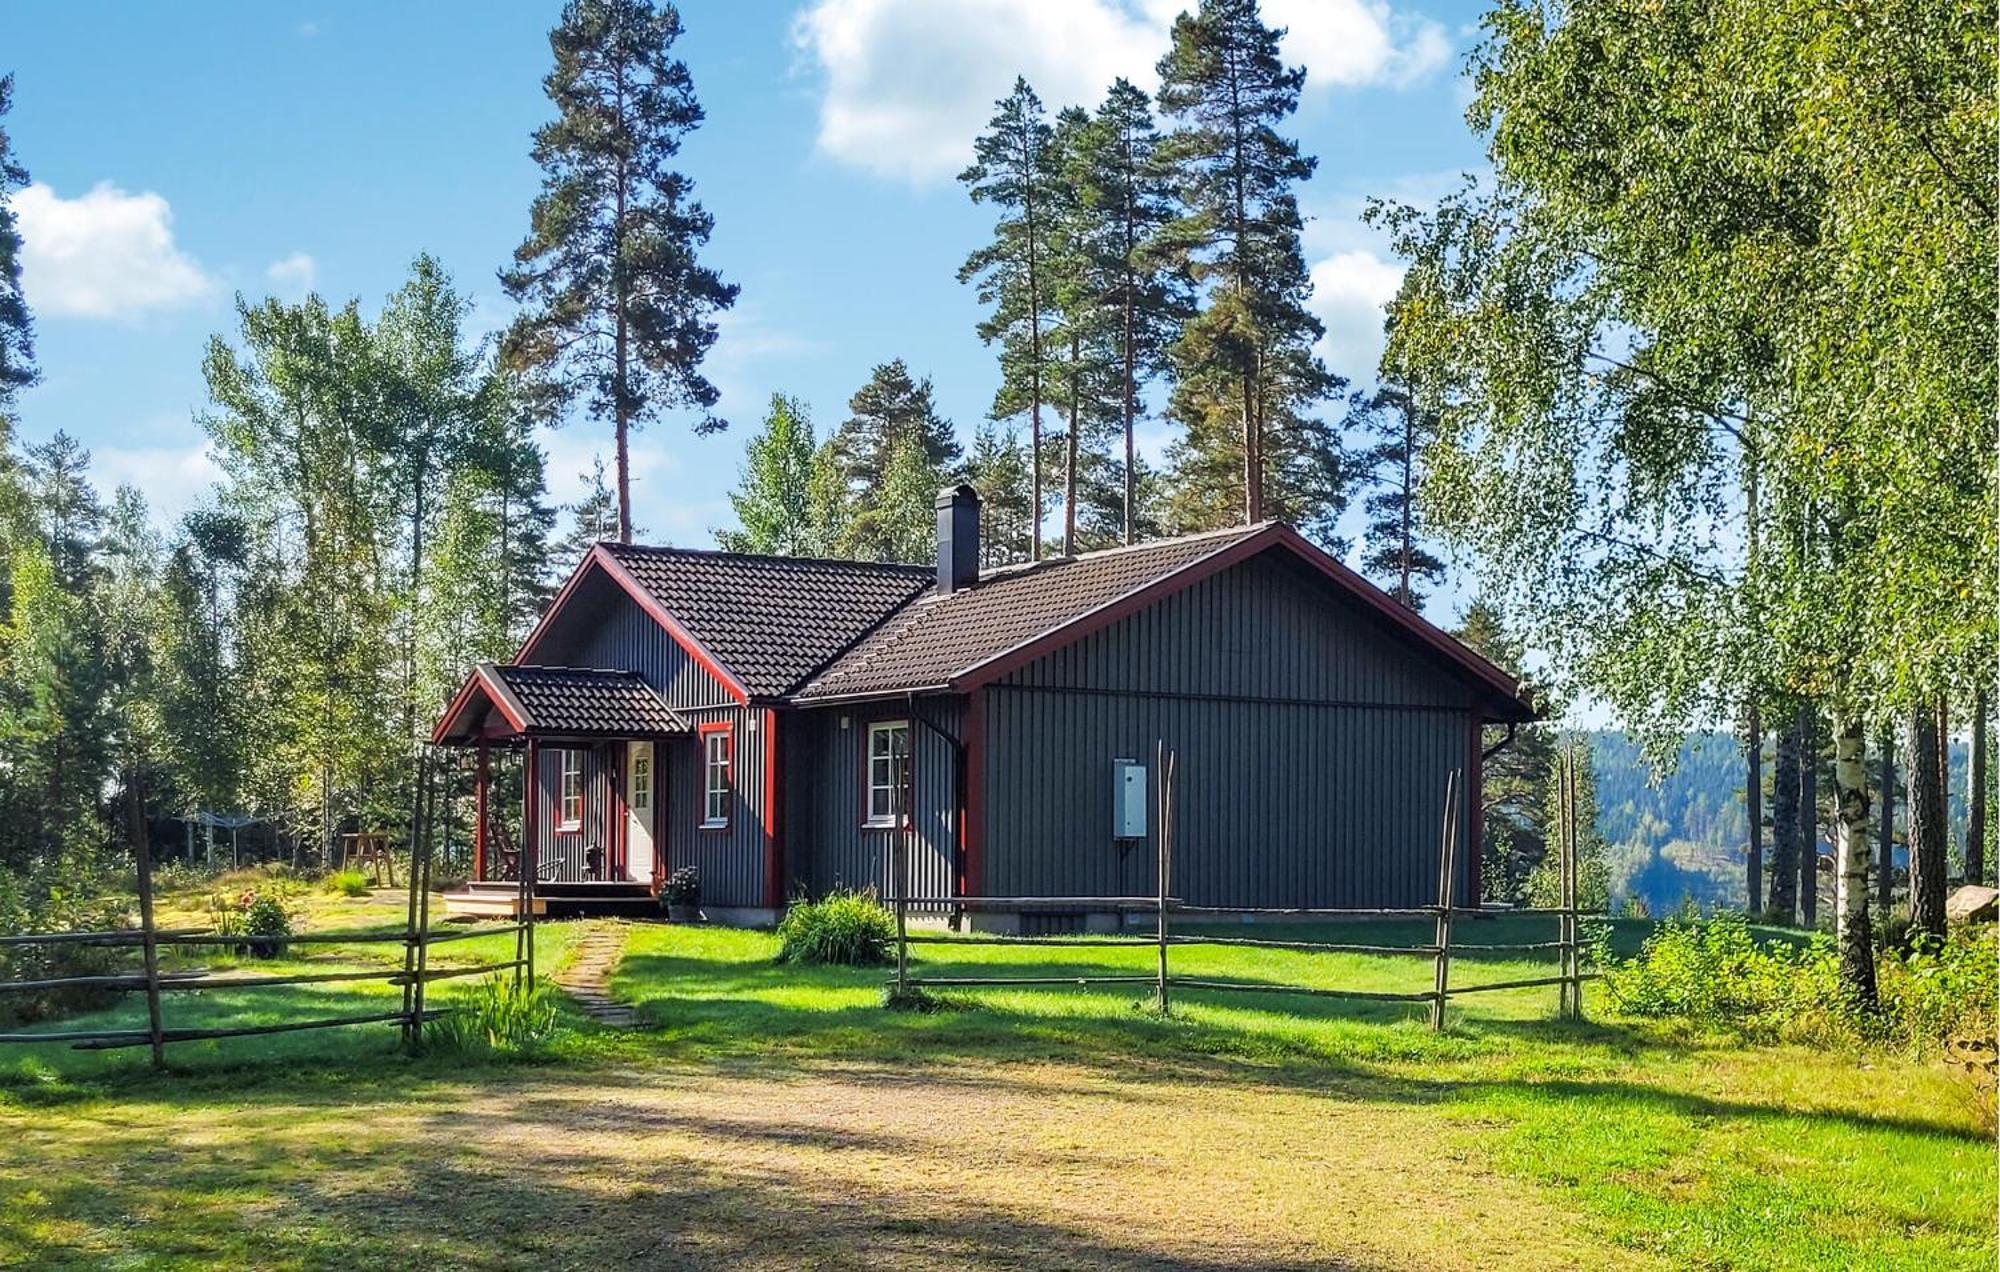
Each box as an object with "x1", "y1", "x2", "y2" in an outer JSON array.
[{"x1": 662, "y1": 867, "x2": 701, "y2": 922}]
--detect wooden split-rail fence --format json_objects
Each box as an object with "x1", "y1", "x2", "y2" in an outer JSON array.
[
  {"x1": 888, "y1": 747, "x2": 1595, "y2": 1029},
  {"x1": 0, "y1": 746, "x2": 539, "y2": 1068}
]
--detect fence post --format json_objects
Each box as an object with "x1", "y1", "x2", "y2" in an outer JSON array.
[
  {"x1": 894, "y1": 819, "x2": 910, "y2": 998},
  {"x1": 410, "y1": 751, "x2": 437, "y2": 1046},
  {"x1": 1429, "y1": 768, "x2": 1460, "y2": 1032},
  {"x1": 134, "y1": 827, "x2": 166, "y2": 1070},
  {"x1": 1563, "y1": 750, "x2": 1582, "y2": 1022},
  {"x1": 1155, "y1": 742, "x2": 1175, "y2": 1015},
  {"x1": 400, "y1": 747, "x2": 428, "y2": 1048}
]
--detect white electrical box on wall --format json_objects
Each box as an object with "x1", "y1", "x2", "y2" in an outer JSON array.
[{"x1": 1112, "y1": 759, "x2": 1147, "y2": 840}]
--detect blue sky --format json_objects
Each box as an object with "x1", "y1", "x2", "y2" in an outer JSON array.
[{"x1": 5, "y1": 0, "x2": 1489, "y2": 593}]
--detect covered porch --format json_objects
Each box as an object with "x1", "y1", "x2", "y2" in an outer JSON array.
[{"x1": 431, "y1": 662, "x2": 689, "y2": 915}]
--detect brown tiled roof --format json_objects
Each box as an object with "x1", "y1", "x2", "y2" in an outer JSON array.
[
  {"x1": 795, "y1": 525, "x2": 1267, "y2": 701},
  {"x1": 490, "y1": 664, "x2": 687, "y2": 736},
  {"x1": 597, "y1": 544, "x2": 934, "y2": 698}
]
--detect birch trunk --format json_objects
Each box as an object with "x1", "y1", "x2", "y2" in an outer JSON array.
[
  {"x1": 1971, "y1": 687, "x2": 1989, "y2": 884},
  {"x1": 1831, "y1": 719, "x2": 1877, "y2": 1006}
]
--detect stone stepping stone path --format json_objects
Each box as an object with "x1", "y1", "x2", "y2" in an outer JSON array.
[{"x1": 551, "y1": 921, "x2": 640, "y2": 1029}]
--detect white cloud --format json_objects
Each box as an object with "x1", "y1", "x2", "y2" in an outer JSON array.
[
  {"x1": 92, "y1": 439, "x2": 226, "y2": 527},
  {"x1": 14, "y1": 182, "x2": 215, "y2": 318},
  {"x1": 792, "y1": 0, "x2": 1451, "y2": 184},
  {"x1": 265, "y1": 252, "x2": 317, "y2": 298},
  {"x1": 1309, "y1": 248, "x2": 1403, "y2": 383}
]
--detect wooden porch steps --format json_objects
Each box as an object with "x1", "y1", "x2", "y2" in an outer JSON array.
[{"x1": 440, "y1": 880, "x2": 655, "y2": 921}]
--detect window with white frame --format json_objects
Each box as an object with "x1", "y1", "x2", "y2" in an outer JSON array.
[
  {"x1": 701, "y1": 728, "x2": 732, "y2": 828},
  {"x1": 558, "y1": 750, "x2": 583, "y2": 828},
  {"x1": 865, "y1": 721, "x2": 910, "y2": 827},
  {"x1": 631, "y1": 750, "x2": 652, "y2": 812}
]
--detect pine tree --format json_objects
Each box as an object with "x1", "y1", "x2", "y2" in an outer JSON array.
[
  {"x1": 825, "y1": 361, "x2": 958, "y2": 560},
  {"x1": 502, "y1": 0, "x2": 738, "y2": 543},
  {"x1": 959, "y1": 78, "x2": 1056, "y2": 558},
  {"x1": 1067, "y1": 79, "x2": 1187, "y2": 546},
  {"x1": 718, "y1": 393, "x2": 821, "y2": 555},
  {"x1": 0, "y1": 76, "x2": 33, "y2": 407},
  {"x1": 1045, "y1": 106, "x2": 1120, "y2": 556},
  {"x1": 843, "y1": 430, "x2": 939, "y2": 564},
  {"x1": 1156, "y1": 0, "x2": 1342, "y2": 532},
  {"x1": 964, "y1": 423, "x2": 1033, "y2": 567},
  {"x1": 1346, "y1": 383, "x2": 1444, "y2": 608},
  {"x1": 558, "y1": 457, "x2": 621, "y2": 572}
]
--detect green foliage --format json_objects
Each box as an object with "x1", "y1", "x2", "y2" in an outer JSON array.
[
  {"x1": 326, "y1": 868, "x2": 371, "y2": 898},
  {"x1": 660, "y1": 865, "x2": 698, "y2": 908},
  {"x1": 0, "y1": 74, "x2": 33, "y2": 407},
  {"x1": 774, "y1": 890, "x2": 896, "y2": 966},
  {"x1": 0, "y1": 860, "x2": 130, "y2": 1027},
  {"x1": 1346, "y1": 383, "x2": 1443, "y2": 609},
  {"x1": 426, "y1": 975, "x2": 563, "y2": 1055},
  {"x1": 717, "y1": 394, "x2": 826, "y2": 556},
  {"x1": 824, "y1": 363, "x2": 956, "y2": 562},
  {"x1": 1600, "y1": 915, "x2": 1996, "y2": 1067}
]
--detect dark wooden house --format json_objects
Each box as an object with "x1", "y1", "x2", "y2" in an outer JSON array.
[{"x1": 433, "y1": 486, "x2": 1534, "y2": 925}]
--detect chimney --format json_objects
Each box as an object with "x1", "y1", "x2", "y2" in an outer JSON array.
[{"x1": 935, "y1": 484, "x2": 980, "y2": 594}]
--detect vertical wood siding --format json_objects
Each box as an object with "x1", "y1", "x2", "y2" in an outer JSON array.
[
  {"x1": 569, "y1": 580, "x2": 738, "y2": 709},
  {"x1": 532, "y1": 742, "x2": 615, "y2": 881},
  {"x1": 786, "y1": 699, "x2": 960, "y2": 909},
  {"x1": 660, "y1": 705, "x2": 771, "y2": 909},
  {"x1": 981, "y1": 554, "x2": 1483, "y2": 909}
]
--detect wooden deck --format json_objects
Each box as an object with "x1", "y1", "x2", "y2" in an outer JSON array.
[{"x1": 441, "y1": 880, "x2": 657, "y2": 920}]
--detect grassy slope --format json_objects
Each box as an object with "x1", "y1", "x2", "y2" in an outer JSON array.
[{"x1": 0, "y1": 902, "x2": 1987, "y2": 1269}]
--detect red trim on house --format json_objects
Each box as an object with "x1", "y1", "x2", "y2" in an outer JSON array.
[
  {"x1": 962, "y1": 689, "x2": 985, "y2": 897},
  {"x1": 514, "y1": 547, "x2": 752, "y2": 705},
  {"x1": 697, "y1": 721, "x2": 734, "y2": 831},
  {"x1": 609, "y1": 741, "x2": 628, "y2": 881},
  {"x1": 431, "y1": 664, "x2": 531, "y2": 744},
  {"x1": 950, "y1": 524, "x2": 1528, "y2": 717},
  {"x1": 763, "y1": 708, "x2": 781, "y2": 907}
]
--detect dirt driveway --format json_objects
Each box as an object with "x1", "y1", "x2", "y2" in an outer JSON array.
[{"x1": 6, "y1": 1057, "x2": 1645, "y2": 1270}]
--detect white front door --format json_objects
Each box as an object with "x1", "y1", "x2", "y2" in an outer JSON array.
[{"x1": 625, "y1": 741, "x2": 656, "y2": 883}]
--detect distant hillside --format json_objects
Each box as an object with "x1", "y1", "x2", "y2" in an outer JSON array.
[{"x1": 1584, "y1": 729, "x2": 1978, "y2": 916}]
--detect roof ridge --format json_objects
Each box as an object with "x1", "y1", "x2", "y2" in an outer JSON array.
[
  {"x1": 601, "y1": 540, "x2": 934, "y2": 575},
  {"x1": 974, "y1": 521, "x2": 1272, "y2": 582}
]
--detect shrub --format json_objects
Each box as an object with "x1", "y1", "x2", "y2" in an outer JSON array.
[
  {"x1": 1597, "y1": 914, "x2": 1842, "y2": 1040},
  {"x1": 327, "y1": 868, "x2": 371, "y2": 898},
  {"x1": 775, "y1": 890, "x2": 896, "y2": 966},
  {"x1": 427, "y1": 976, "x2": 563, "y2": 1055},
  {"x1": 0, "y1": 862, "x2": 134, "y2": 1028},
  {"x1": 661, "y1": 866, "x2": 700, "y2": 909},
  {"x1": 238, "y1": 892, "x2": 293, "y2": 957}
]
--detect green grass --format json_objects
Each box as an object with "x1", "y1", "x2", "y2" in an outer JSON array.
[{"x1": 0, "y1": 906, "x2": 1987, "y2": 1269}]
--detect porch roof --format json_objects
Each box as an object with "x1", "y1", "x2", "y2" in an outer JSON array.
[{"x1": 432, "y1": 662, "x2": 689, "y2": 745}]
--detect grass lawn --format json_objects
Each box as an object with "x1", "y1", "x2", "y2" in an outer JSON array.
[{"x1": 0, "y1": 902, "x2": 1988, "y2": 1270}]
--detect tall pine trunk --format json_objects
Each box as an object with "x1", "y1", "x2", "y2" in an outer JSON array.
[
  {"x1": 1831, "y1": 718, "x2": 1878, "y2": 1006},
  {"x1": 1063, "y1": 331, "x2": 1079, "y2": 555},
  {"x1": 1025, "y1": 128, "x2": 1045, "y2": 561},
  {"x1": 1745, "y1": 706, "x2": 1763, "y2": 913},
  {"x1": 1971, "y1": 686, "x2": 1989, "y2": 884},
  {"x1": 1905, "y1": 699, "x2": 1947, "y2": 939},
  {"x1": 1799, "y1": 704, "x2": 1818, "y2": 926},
  {"x1": 1876, "y1": 729, "x2": 1895, "y2": 907},
  {"x1": 1770, "y1": 712, "x2": 1800, "y2": 921}
]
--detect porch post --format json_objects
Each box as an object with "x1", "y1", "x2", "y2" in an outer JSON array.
[
  {"x1": 474, "y1": 740, "x2": 490, "y2": 882},
  {"x1": 523, "y1": 739, "x2": 540, "y2": 887}
]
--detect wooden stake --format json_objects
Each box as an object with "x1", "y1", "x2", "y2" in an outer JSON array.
[
  {"x1": 411, "y1": 750, "x2": 437, "y2": 1048},
  {"x1": 895, "y1": 814, "x2": 910, "y2": 999},
  {"x1": 134, "y1": 824, "x2": 166, "y2": 1070},
  {"x1": 400, "y1": 747, "x2": 427, "y2": 1048},
  {"x1": 1155, "y1": 741, "x2": 1172, "y2": 1015},
  {"x1": 1430, "y1": 768, "x2": 1460, "y2": 1031}
]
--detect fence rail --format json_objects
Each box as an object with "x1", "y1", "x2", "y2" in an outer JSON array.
[
  {"x1": 887, "y1": 752, "x2": 1593, "y2": 1030},
  {"x1": 0, "y1": 744, "x2": 537, "y2": 1066}
]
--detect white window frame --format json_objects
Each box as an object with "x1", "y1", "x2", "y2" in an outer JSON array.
[
  {"x1": 631, "y1": 748, "x2": 652, "y2": 813},
  {"x1": 865, "y1": 721, "x2": 910, "y2": 828},
  {"x1": 558, "y1": 749, "x2": 584, "y2": 830},
  {"x1": 701, "y1": 728, "x2": 732, "y2": 829}
]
